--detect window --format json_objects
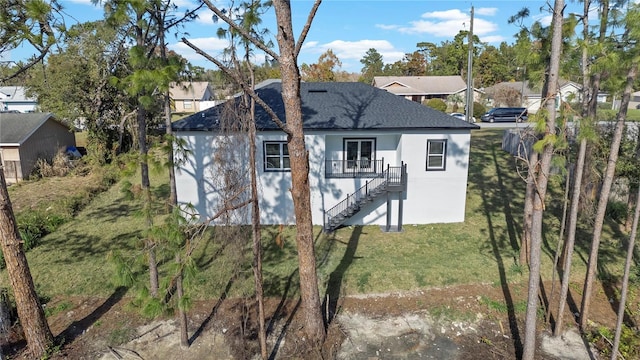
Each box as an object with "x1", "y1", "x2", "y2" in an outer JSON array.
[
  {"x1": 344, "y1": 138, "x2": 375, "y2": 171},
  {"x1": 264, "y1": 141, "x2": 290, "y2": 171},
  {"x1": 426, "y1": 139, "x2": 447, "y2": 171},
  {"x1": 183, "y1": 100, "x2": 193, "y2": 109}
]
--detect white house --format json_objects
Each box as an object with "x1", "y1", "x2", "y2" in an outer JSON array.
[
  {"x1": 485, "y1": 80, "x2": 607, "y2": 113},
  {"x1": 0, "y1": 86, "x2": 38, "y2": 113},
  {"x1": 172, "y1": 81, "x2": 478, "y2": 232}
]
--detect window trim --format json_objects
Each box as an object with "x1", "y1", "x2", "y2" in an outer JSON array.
[
  {"x1": 426, "y1": 139, "x2": 447, "y2": 171},
  {"x1": 183, "y1": 100, "x2": 193, "y2": 109},
  {"x1": 263, "y1": 141, "x2": 290, "y2": 172},
  {"x1": 343, "y1": 137, "x2": 376, "y2": 171}
]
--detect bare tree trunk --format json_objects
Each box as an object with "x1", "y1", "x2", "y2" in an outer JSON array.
[
  {"x1": 555, "y1": 3, "x2": 591, "y2": 335},
  {"x1": 580, "y1": 0, "x2": 609, "y2": 214},
  {"x1": 245, "y1": 57, "x2": 268, "y2": 359},
  {"x1": 581, "y1": 62, "x2": 637, "y2": 330},
  {"x1": 273, "y1": 0, "x2": 326, "y2": 346},
  {"x1": 522, "y1": 1, "x2": 564, "y2": 359},
  {"x1": 554, "y1": 138, "x2": 586, "y2": 336},
  {"x1": 521, "y1": 151, "x2": 538, "y2": 266},
  {"x1": 133, "y1": 10, "x2": 159, "y2": 298},
  {"x1": 0, "y1": 168, "x2": 53, "y2": 358},
  {"x1": 139, "y1": 104, "x2": 158, "y2": 298},
  {"x1": 624, "y1": 131, "x2": 640, "y2": 232},
  {"x1": 175, "y1": 253, "x2": 189, "y2": 347},
  {"x1": 611, "y1": 168, "x2": 640, "y2": 359},
  {"x1": 546, "y1": 165, "x2": 571, "y2": 324}
]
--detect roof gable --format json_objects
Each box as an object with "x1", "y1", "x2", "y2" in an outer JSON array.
[
  {"x1": 169, "y1": 82, "x2": 212, "y2": 101},
  {"x1": 373, "y1": 76, "x2": 467, "y2": 95},
  {"x1": 0, "y1": 113, "x2": 64, "y2": 145},
  {"x1": 173, "y1": 81, "x2": 478, "y2": 132}
]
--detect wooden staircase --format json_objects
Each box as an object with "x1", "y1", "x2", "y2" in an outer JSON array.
[{"x1": 324, "y1": 164, "x2": 406, "y2": 232}]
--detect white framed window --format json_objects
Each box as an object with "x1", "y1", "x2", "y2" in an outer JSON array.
[
  {"x1": 426, "y1": 139, "x2": 447, "y2": 171},
  {"x1": 183, "y1": 100, "x2": 193, "y2": 109},
  {"x1": 264, "y1": 141, "x2": 290, "y2": 171},
  {"x1": 344, "y1": 138, "x2": 375, "y2": 171}
]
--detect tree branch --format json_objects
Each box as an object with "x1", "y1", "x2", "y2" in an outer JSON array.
[
  {"x1": 294, "y1": 0, "x2": 322, "y2": 57},
  {"x1": 200, "y1": 0, "x2": 279, "y2": 61},
  {"x1": 181, "y1": 37, "x2": 291, "y2": 135}
]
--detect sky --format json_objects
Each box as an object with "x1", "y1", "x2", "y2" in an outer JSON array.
[{"x1": 3, "y1": 0, "x2": 585, "y2": 74}]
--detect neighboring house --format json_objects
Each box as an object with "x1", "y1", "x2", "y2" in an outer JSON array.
[
  {"x1": 619, "y1": 90, "x2": 640, "y2": 110},
  {"x1": 372, "y1": 76, "x2": 483, "y2": 105},
  {"x1": 169, "y1": 82, "x2": 215, "y2": 113},
  {"x1": 0, "y1": 112, "x2": 75, "y2": 183},
  {"x1": 486, "y1": 80, "x2": 606, "y2": 113},
  {"x1": 172, "y1": 81, "x2": 479, "y2": 232},
  {"x1": 0, "y1": 86, "x2": 38, "y2": 113}
]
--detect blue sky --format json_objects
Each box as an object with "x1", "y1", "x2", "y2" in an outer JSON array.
[{"x1": 4, "y1": 0, "x2": 583, "y2": 74}]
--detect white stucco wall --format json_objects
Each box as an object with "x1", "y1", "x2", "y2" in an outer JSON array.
[{"x1": 175, "y1": 129, "x2": 472, "y2": 227}]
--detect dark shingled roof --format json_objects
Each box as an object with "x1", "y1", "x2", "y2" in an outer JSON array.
[
  {"x1": 172, "y1": 82, "x2": 479, "y2": 132},
  {"x1": 0, "y1": 112, "x2": 57, "y2": 145}
]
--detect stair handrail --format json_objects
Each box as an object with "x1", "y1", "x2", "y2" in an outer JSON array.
[{"x1": 324, "y1": 169, "x2": 389, "y2": 229}]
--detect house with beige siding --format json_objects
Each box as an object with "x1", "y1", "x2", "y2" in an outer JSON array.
[
  {"x1": 0, "y1": 113, "x2": 75, "y2": 183},
  {"x1": 372, "y1": 76, "x2": 483, "y2": 105},
  {"x1": 169, "y1": 82, "x2": 215, "y2": 113}
]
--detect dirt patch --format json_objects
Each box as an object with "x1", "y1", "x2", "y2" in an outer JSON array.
[{"x1": 2, "y1": 282, "x2": 625, "y2": 359}]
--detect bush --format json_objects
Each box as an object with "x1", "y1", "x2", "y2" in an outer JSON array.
[
  {"x1": 424, "y1": 98, "x2": 447, "y2": 112},
  {"x1": 589, "y1": 325, "x2": 640, "y2": 359},
  {"x1": 34, "y1": 150, "x2": 74, "y2": 178},
  {"x1": 473, "y1": 102, "x2": 487, "y2": 119},
  {"x1": 606, "y1": 200, "x2": 628, "y2": 224}
]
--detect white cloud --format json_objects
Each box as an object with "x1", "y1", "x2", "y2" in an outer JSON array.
[
  {"x1": 299, "y1": 39, "x2": 405, "y2": 71},
  {"x1": 421, "y1": 9, "x2": 468, "y2": 21},
  {"x1": 384, "y1": 8, "x2": 499, "y2": 39},
  {"x1": 62, "y1": 0, "x2": 94, "y2": 5},
  {"x1": 375, "y1": 24, "x2": 400, "y2": 31},
  {"x1": 196, "y1": 10, "x2": 216, "y2": 26},
  {"x1": 173, "y1": 0, "x2": 198, "y2": 9},
  {"x1": 476, "y1": 7, "x2": 498, "y2": 16},
  {"x1": 480, "y1": 35, "x2": 507, "y2": 44},
  {"x1": 169, "y1": 37, "x2": 230, "y2": 62},
  {"x1": 535, "y1": 14, "x2": 553, "y2": 27}
]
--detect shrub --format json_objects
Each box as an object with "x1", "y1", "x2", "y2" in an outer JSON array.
[
  {"x1": 473, "y1": 102, "x2": 487, "y2": 119},
  {"x1": 606, "y1": 200, "x2": 628, "y2": 224},
  {"x1": 424, "y1": 98, "x2": 447, "y2": 112},
  {"x1": 34, "y1": 150, "x2": 74, "y2": 179}
]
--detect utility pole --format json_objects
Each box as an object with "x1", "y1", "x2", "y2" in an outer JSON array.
[{"x1": 465, "y1": 6, "x2": 475, "y2": 123}]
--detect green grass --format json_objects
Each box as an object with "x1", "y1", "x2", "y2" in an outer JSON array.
[
  {"x1": 597, "y1": 108, "x2": 640, "y2": 121},
  {"x1": 8, "y1": 129, "x2": 634, "y2": 303}
]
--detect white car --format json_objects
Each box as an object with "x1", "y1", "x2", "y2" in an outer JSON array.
[{"x1": 450, "y1": 112, "x2": 476, "y2": 122}]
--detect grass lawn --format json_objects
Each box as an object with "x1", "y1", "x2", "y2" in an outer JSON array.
[{"x1": 12, "y1": 129, "x2": 633, "y2": 303}]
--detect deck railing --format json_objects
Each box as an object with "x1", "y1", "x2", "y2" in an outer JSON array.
[
  {"x1": 324, "y1": 163, "x2": 406, "y2": 231},
  {"x1": 324, "y1": 159, "x2": 385, "y2": 178}
]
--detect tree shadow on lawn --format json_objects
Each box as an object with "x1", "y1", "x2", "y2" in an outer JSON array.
[
  {"x1": 189, "y1": 276, "x2": 235, "y2": 345},
  {"x1": 469, "y1": 132, "x2": 524, "y2": 357},
  {"x1": 322, "y1": 226, "x2": 362, "y2": 325},
  {"x1": 44, "y1": 230, "x2": 140, "y2": 265},
  {"x1": 56, "y1": 286, "x2": 129, "y2": 346}
]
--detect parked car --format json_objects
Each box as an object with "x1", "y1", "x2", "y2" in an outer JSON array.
[
  {"x1": 449, "y1": 112, "x2": 476, "y2": 123},
  {"x1": 480, "y1": 107, "x2": 528, "y2": 123}
]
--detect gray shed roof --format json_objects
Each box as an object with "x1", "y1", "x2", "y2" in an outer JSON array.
[
  {"x1": 172, "y1": 81, "x2": 478, "y2": 132},
  {"x1": 0, "y1": 112, "x2": 57, "y2": 145}
]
